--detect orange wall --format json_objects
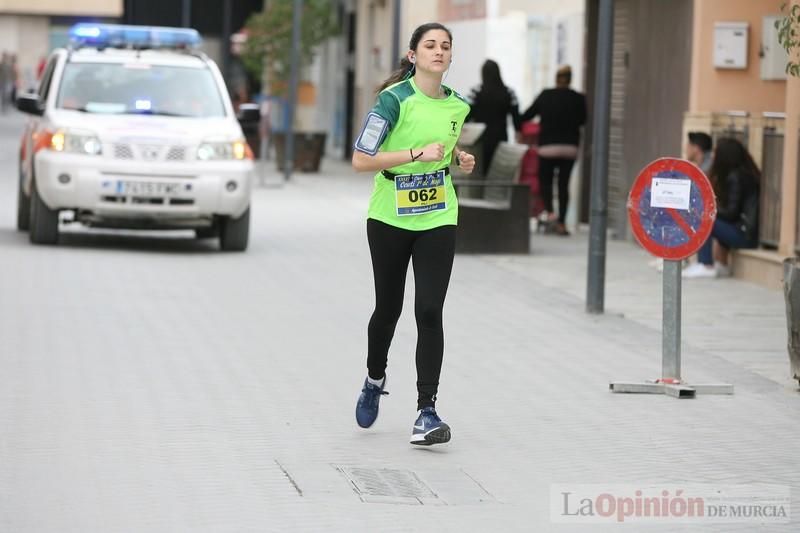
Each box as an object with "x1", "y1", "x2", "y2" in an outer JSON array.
[
  {"x1": 689, "y1": 0, "x2": 786, "y2": 113},
  {"x1": 438, "y1": 0, "x2": 485, "y2": 21},
  {"x1": 0, "y1": 0, "x2": 122, "y2": 16}
]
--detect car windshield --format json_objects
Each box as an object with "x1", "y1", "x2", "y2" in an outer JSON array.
[{"x1": 56, "y1": 62, "x2": 226, "y2": 118}]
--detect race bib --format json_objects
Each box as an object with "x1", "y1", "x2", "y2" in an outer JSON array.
[{"x1": 395, "y1": 170, "x2": 447, "y2": 216}]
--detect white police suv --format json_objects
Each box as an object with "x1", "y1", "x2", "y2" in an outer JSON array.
[{"x1": 17, "y1": 24, "x2": 254, "y2": 251}]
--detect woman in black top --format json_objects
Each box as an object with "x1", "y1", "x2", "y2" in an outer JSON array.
[
  {"x1": 518, "y1": 66, "x2": 587, "y2": 235},
  {"x1": 466, "y1": 60, "x2": 521, "y2": 175},
  {"x1": 683, "y1": 137, "x2": 760, "y2": 279}
]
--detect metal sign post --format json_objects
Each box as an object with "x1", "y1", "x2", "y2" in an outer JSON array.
[
  {"x1": 586, "y1": 0, "x2": 614, "y2": 315},
  {"x1": 662, "y1": 259, "x2": 681, "y2": 381},
  {"x1": 609, "y1": 158, "x2": 733, "y2": 399}
]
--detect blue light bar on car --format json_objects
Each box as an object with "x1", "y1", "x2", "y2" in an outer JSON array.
[{"x1": 69, "y1": 23, "x2": 202, "y2": 49}]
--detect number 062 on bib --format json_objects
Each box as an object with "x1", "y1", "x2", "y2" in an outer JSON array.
[{"x1": 394, "y1": 170, "x2": 447, "y2": 216}]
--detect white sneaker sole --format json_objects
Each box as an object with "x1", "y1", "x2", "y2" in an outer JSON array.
[{"x1": 410, "y1": 424, "x2": 451, "y2": 446}]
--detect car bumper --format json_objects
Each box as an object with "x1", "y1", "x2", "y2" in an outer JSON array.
[{"x1": 34, "y1": 151, "x2": 253, "y2": 221}]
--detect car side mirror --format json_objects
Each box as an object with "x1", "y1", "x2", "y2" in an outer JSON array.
[
  {"x1": 16, "y1": 93, "x2": 43, "y2": 116},
  {"x1": 237, "y1": 103, "x2": 260, "y2": 124}
]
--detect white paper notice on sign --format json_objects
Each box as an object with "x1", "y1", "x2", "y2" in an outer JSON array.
[{"x1": 650, "y1": 177, "x2": 691, "y2": 210}]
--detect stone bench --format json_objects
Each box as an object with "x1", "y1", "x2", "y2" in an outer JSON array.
[{"x1": 452, "y1": 142, "x2": 530, "y2": 254}]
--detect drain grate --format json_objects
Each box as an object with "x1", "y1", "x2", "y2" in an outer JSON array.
[{"x1": 337, "y1": 466, "x2": 440, "y2": 505}]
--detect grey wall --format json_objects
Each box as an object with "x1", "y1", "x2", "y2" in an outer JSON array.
[
  {"x1": 619, "y1": 0, "x2": 693, "y2": 238},
  {"x1": 582, "y1": 0, "x2": 693, "y2": 237}
]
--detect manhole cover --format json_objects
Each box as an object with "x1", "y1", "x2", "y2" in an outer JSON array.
[{"x1": 337, "y1": 466, "x2": 440, "y2": 504}]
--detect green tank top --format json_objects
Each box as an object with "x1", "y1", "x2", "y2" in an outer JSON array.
[{"x1": 354, "y1": 78, "x2": 471, "y2": 231}]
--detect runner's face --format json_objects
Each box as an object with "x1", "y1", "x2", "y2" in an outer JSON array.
[{"x1": 411, "y1": 30, "x2": 452, "y2": 74}]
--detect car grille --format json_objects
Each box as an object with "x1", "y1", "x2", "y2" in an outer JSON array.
[
  {"x1": 166, "y1": 146, "x2": 187, "y2": 161},
  {"x1": 114, "y1": 144, "x2": 134, "y2": 159},
  {"x1": 112, "y1": 144, "x2": 188, "y2": 162}
]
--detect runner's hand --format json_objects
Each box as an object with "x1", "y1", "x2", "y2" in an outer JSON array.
[
  {"x1": 457, "y1": 151, "x2": 476, "y2": 174},
  {"x1": 416, "y1": 143, "x2": 445, "y2": 162}
]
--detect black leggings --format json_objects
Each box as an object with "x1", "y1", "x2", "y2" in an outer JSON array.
[
  {"x1": 366, "y1": 219, "x2": 456, "y2": 410},
  {"x1": 538, "y1": 157, "x2": 576, "y2": 224}
]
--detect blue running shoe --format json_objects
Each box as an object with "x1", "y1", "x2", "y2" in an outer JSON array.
[
  {"x1": 355, "y1": 377, "x2": 388, "y2": 428},
  {"x1": 410, "y1": 407, "x2": 451, "y2": 445}
]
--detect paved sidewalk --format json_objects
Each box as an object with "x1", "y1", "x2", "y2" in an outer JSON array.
[
  {"x1": 1, "y1": 117, "x2": 798, "y2": 531},
  {"x1": 487, "y1": 222, "x2": 792, "y2": 391}
]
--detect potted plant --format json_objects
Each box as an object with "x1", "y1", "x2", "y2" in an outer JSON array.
[{"x1": 241, "y1": 0, "x2": 339, "y2": 171}]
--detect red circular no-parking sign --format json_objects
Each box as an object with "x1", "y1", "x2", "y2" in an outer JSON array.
[{"x1": 627, "y1": 158, "x2": 717, "y2": 261}]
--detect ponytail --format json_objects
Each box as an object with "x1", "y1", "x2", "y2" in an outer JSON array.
[{"x1": 377, "y1": 57, "x2": 414, "y2": 93}]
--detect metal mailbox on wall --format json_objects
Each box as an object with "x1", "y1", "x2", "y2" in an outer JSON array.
[
  {"x1": 761, "y1": 15, "x2": 789, "y2": 80},
  {"x1": 714, "y1": 21, "x2": 749, "y2": 70}
]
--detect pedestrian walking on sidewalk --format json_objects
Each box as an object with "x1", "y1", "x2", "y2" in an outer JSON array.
[
  {"x1": 517, "y1": 65, "x2": 586, "y2": 236},
  {"x1": 351, "y1": 22, "x2": 475, "y2": 446},
  {"x1": 466, "y1": 59, "x2": 521, "y2": 175}
]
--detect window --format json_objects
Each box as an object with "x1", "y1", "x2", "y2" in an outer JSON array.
[{"x1": 56, "y1": 62, "x2": 226, "y2": 118}]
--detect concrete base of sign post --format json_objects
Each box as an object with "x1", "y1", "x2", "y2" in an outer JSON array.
[{"x1": 609, "y1": 381, "x2": 734, "y2": 398}]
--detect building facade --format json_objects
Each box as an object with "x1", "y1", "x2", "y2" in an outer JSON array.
[
  {"x1": 0, "y1": 1, "x2": 123, "y2": 92},
  {"x1": 584, "y1": 0, "x2": 797, "y2": 287},
  {"x1": 684, "y1": 0, "x2": 797, "y2": 287}
]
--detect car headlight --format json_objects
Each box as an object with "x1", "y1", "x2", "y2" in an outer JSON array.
[
  {"x1": 49, "y1": 129, "x2": 102, "y2": 156},
  {"x1": 196, "y1": 139, "x2": 250, "y2": 161}
]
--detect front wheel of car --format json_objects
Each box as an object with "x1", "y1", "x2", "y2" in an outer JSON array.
[
  {"x1": 29, "y1": 180, "x2": 59, "y2": 245},
  {"x1": 17, "y1": 169, "x2": 30, "y2": 232},
  {"x1": 219, "y1": 207, "x2": 249, "y2": 252}
]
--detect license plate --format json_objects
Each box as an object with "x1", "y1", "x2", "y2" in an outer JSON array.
[{"x1": 115, "y1": 180, "x2": 183, "y2": 197}]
